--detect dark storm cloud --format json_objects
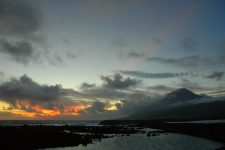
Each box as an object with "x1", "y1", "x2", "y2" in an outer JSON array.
[
  {"x1": 146, "y1": 55, "x2": 213, "y2": 68},
  {"x1": 0, "y1": 0, "x2": 64, "y2": 66},
  {"x1": 181, "y1": 37, "x2": 198, "y2": 51},
  {"x1": 82, "y1": 101, "x2": 106, "y2": 114},
  {"x1": 206, "y1": 71, "x2": 224, "y2": 81},
  {"x1": 0, "y1": 0, "x2": 42, "y2": 36},
  {"x1": 116, "y1": 93, "x2": 156, "y2": 115},
  {"x1": 80, "y1": 82, "x2": 96, "y2": 90},
  {"x1": 101, "y1": 73, "x2": 141, "y2": 89},
  {"x1": 118, "y1": 70, "x2": 189, "y2": 79},
  {"x1": 80, "y1": 92, "x2": 158, "y2": 119},
  {"x1": 78, "y1": 100, "x2": 121, "y2": 120},
  {"x1": 0, "y1": 74, "x2": 63, "y2": 105},
  {"x1": 0, "y1": 0, "x2": 47, "y2": 65},
  {"x1": 0, "y1": 39, "x2": 38, "y2": 64}
]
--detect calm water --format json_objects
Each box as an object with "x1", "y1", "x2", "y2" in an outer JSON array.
[
  {"x1": 0, "y1": 120, "x2": 100, "y2": 126},
  {"x1": 42, "y1": 133, "x2": 223, "y2": 150}
]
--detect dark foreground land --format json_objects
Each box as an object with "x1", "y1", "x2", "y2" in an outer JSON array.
[
  {"x1": 0, "y1": 125, "x2": 145, "y2": 150},
  {"x1": 0, "y1": 120, "x2": 225, "y2": 150}
]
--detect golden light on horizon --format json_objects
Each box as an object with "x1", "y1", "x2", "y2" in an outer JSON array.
[
  {"x1": 0, "y1": 100, "x2": 90, "y2": 119},
  {"x1": 8, "y1": 109, "x2": 37, "y2": 118},
  {"x1": 32, "y1": 105, "x2": 61, "y2": 116},
  {"x1": 105, "y1": 105, "x2": 117, "y2": 111},
  {"x1": 0, "y1": 101, "x2": 10, "y2": 109}
]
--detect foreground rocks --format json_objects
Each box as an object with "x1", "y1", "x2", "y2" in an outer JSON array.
[
  {"x1": 1, "y1": 120, "x2": 225, "y2": 149},
  {"x1": 0, "y1": 125, "x2": 145, "y2": 150}
]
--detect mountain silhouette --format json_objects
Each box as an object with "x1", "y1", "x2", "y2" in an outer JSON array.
[
  {"x1": 162, "y1": 88, "x2": 201, "y2": 104},
  {"x1": 126, "y1": 88, "x2": 225, "y2": 121}
]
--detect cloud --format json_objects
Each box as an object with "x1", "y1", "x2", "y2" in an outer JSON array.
[
  {"x1": 0, "y1": 75, "x2": 129, "y2": 120},
  {"x1": 127, "y1": 51, "x2": 145, "y2": 58},
  {"x1": 45, "y1": 53, "x2": 65, "y2": 66},
  {"x1": 146, "y1": 55, "x2": 214, "y2": 68},
  {"x1": 147, "y1": 85, "x2": 176, "y2": 93},
  {"x1": 0, "y1": 0, "x2": 46, "y2": 65},
  {"x1": 118, "y1": 70, "x2": 189, "y2": 79},
  {"x1": 206, "y1": 71, "x2": 224, "y2": 81},
  {"x1": 181, "y1": 37, "x2": 198, "y2": 51},
  {"x1": 0, "y1": 0, "x2": 66, "y2": 66},
  {"x1": 66, "y1": 52, "x2": 77, "y2": 59},
  {"x1": 78, "y1": 92, "x2": 158, "y2": 119},
  {"x1": 2, "y1": 74, "x2": 223, "y2": 120},
  {"x1": 0, "y1": 39, "x2": 38, "y2": 64},
  {"x1": 0, "y1": 74, "x2": 63, "y2": 106},
  {"x1": 176, "y1": 78, "x2": 214, "y2": 93},
  {"x1": 0, "y1": 0, "x2": 42, "y2": 36},
  {"x1": 1, "y1": 74, "x2": 224, "y2": 120},
  {"x1": 101, "y1": 73, "x2": 141, "y2": 89},
  {"x1": 0, "y1": 71, "x2": 4, "y2": 78},
  {"x1": 207, "y1": 90, "x2": 225, "y2": 96},
  {"x1": 177, "y1": 78, "x2": 200, "y2": 90},
  {"x1": 0, "y1": 75, "x2": 96, "y2": 119},
  {"x1": 82, "y1": 101, "x2": 106, "y2": 114},
  {"x1": 77, "y1": 100, "x2": 121, "y2": 120},
  {"x1": 80, "y1": 82, "x2": 96, "y2": 90},
  {"x1": 0, "y1": 0, "x2": 82, "y2": 66},
  {"x1": 116, "y1": 93, "x2": 156, "y2": 115},
  {"x1": 81, "y1": 86, "x2": 127, "y2": 99}
]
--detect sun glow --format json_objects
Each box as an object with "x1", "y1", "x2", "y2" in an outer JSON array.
[
  {"x1": 0, "y1": 100, "x2": 90, "y2": 118},
  {"x1": 105, "y1": 105, "x2": 117, "y2": 111}
]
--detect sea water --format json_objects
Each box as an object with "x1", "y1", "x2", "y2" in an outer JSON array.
[
  {"x1": 0, "y1": 120, "x2": 100, "y2": 126},
  {"x1": 43, "y1": 132, "x2": 223, "y2": 150}
]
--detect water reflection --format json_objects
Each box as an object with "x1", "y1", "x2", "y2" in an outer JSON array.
[{"x1": 43, "y1": 133, "x2": 223, "y2": 150}]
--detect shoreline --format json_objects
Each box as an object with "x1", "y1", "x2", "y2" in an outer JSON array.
[
  {"x1": 0, "y1": 121, "x2": 224, "y2": 149},
  {"x1": 101, "y1": 120, "x2": 225, "y2": 149},
  {"x1": 0, "y1": 125, "x2": 144, "y2": 150}
]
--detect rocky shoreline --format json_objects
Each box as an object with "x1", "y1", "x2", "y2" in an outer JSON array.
[
  {"x1": 0, "y1": 125, "x2": 145, "y2": 150},
  {"x1": 101, "y1": 120, "x2": 225, "y2": 149},
  {"x1": 0, "y1": 120, "x2": 225, "y2": 149}
]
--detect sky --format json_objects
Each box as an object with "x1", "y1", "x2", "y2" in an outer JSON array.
[{"x1": 0, "y1": 0, "x2": 225, "y2": 120}]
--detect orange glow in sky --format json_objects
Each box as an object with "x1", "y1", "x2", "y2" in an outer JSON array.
[
  {"x1": 105, "y1": 105, "x2": 117, "y2": 111},
  {"x1": 0, "y1": 100, "x2": 90, "y2": 119}
]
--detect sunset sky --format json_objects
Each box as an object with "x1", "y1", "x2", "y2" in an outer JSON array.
[{"x1": 0, "y1": 0, "x2": 225, "y2": 120}]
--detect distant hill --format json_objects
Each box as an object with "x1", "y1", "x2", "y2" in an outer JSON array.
[
  {"x1": 162, "y1": 88, "x2": 201, "y2": 104},
  {"x1": 126, "y1": 88, "x2": 225, "y2": 121}
]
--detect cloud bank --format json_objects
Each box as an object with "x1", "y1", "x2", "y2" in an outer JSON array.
[
  {"x1": 206, "y1": 71, "x2": 224, "y2": 81},
  {"x1": 118, "y1": 70, "x2": 189, "y2": 79},
  {"x1": 101, "y1": 73, "x2": 141, "y2": 89}
]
